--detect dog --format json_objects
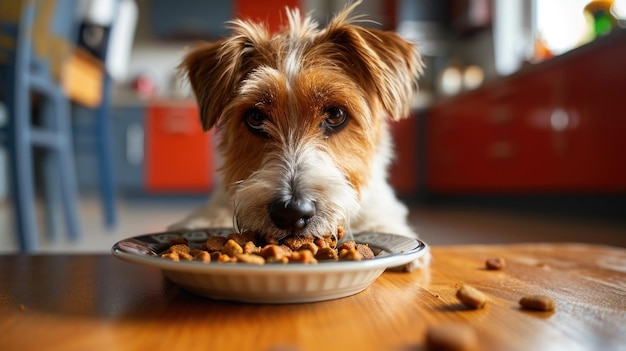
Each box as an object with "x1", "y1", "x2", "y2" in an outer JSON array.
[{"x1": 169, "y1": 1, "x2": 427, "y2": 266}]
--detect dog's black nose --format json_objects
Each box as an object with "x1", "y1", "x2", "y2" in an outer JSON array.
[{"x1": 269, "y1": 198, "x2": 316, "y2": 230}]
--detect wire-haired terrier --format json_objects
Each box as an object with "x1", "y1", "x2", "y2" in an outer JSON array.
[{"x1": 170, "y1": 1, "x2": 427, "y2": 267}]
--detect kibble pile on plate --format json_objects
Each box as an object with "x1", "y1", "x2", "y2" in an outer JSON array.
[{"x1": 160, "y1": 226, "x2": 374, "y2": 265}]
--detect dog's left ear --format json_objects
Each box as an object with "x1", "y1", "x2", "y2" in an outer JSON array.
[{"x1": 320, "y1": 23, "x2": 423, "y2": 121}]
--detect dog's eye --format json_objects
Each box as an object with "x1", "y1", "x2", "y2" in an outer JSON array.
[
  {"x1": 323, "y1": 107, "x2": 348, "y2": 133},
  {"x1": 244, "y1": 108, "x2": 268, "y2": 134}
]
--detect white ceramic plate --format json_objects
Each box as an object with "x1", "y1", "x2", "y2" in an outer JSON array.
[{"x1": 111, "y1": 229, "x2": 427, "y2": 304}]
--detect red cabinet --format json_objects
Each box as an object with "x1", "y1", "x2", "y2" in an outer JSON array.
[
  {"x1": 389, "y1": 116, "x2": 419, "y2": 196},
  {"x1": 235, "y1": 0, "x2": 300, "y2": 33},
  {"x1": 426, "y1": 30, "x2": 626, "y2": 194},
  {"x1": 144, "y1": 100, "x2": 215, "y2": 193}
]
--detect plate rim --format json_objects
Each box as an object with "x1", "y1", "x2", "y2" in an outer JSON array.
[{"x1": 111, "y1": 230, "x2": 428, "y2": 274}]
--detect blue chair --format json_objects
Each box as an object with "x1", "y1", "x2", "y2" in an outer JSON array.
[
  {"x1": 73, "y1": 0, "x2": 122, "y2": 231},
  {"x1": 0, "y1": 0, "x2": 82, "y2": 251}
]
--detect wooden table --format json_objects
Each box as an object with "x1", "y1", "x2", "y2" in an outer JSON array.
[{"x1": 1, "y1": 243, "x2": 625, "y2": 351}]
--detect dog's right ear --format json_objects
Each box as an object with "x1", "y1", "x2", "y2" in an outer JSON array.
[
  {"x1": 180, "y1": 22, "x2": 269, "y2": 130},
  {"x1": 180, "y1": 41, "x2": 232, "y2": 130},
  {"x1": 181, "y1": 40, "x2": 245, "y2": 131}
]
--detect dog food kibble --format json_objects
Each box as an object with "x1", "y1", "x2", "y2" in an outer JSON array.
[
  {"x1": 336, "y1": 241, "x2": 374, "y2": 260},
  {"x1": 211, "y1": 252, "x2": 235, "y2": 262},
  {"x1": 426, "y1": 323, "x2": 477, "y2": 351},
  {"x1": 456, "y1": 285, "x2": 487, "y2": 309},
  {"x1": 161, "y1": 241, "x2": 192, "y2": 261},
  {"x1": 298, "y1": 242, "x2": 319, "y2": 255},
  {"x1": 160, "y1": 226, "x2": 372, "y2": 265},
  {"x1": 356, "y1": 243, "x2": 375, "y2": 259},
  {"x1": 519, "y1": 294, "x2": 556, "y2": 311},
  {"x1": 339, "y1": 248, "x2": 362, "y2": 261},
  {"x1": 222, "y1": 239, "x2": 244, "y2": 257},
  {"x1": 288, "y1": 250, "x2": 318, "y2": 264},
  {"x1": 337, "y1": 240, "x2": 355, "y2": 251},
  {"x1": 485, "y1": 257, "x2": 506, "y2": 270},
  {"x1": 192, "y1": 250, "x2": 211, "y2": 263},
  {"x1": 203, "y1": 236, "x2": 226, "y2": 252},
  {"x1": 227, "y1": 231, "x2": 258, "y2": 246},
  {"x1": 168, "y1": 237, "x2": 188, "y2": 246},
  {"x1": 161, "y1": 252, "x2": 180, "y2": 261},
  {"x1": 315, "y1": 246, "x2": 338, "y2": 260},
  {"x1": 168, "y1": 244, "x2": 190, "y2": 254},
  {"x1": 235, "y1": 253, "x2": 265, "y2": 265},
  {"x1": 260, "y1": 244, "x2": 291, "y2": 262},
  {"x1": 283, "y1": 236, "x2": 314, "y2": 250}
]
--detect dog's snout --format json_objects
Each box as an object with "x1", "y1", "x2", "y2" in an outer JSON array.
[{"x1": 269, "y1": 198, "x2": 316, "y2": 230}]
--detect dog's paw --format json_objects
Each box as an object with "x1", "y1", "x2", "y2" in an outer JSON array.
[{"x1": 387, "y1": 247, "x2": 432, "y2": 272}]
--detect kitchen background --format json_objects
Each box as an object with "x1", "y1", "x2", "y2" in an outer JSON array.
[{"x1": 1, "y1": 0, "x2": 625, "y2": 252}]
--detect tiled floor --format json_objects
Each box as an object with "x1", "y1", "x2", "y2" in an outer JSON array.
[{"x1": 1, "y1": 196, "x2": 625, "y2": 253}]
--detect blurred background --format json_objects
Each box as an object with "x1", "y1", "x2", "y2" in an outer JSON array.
[{"x1": 1, "y1": 0, "x2": 625, "y2": 253}]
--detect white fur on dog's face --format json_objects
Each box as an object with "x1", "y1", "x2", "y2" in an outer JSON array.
[
  {"x1": 231, "y1": 133, "x2": 359, "y2": 241},
  {"x1": 181, "y1": 2, "x2": 422, "y2": 241}
]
